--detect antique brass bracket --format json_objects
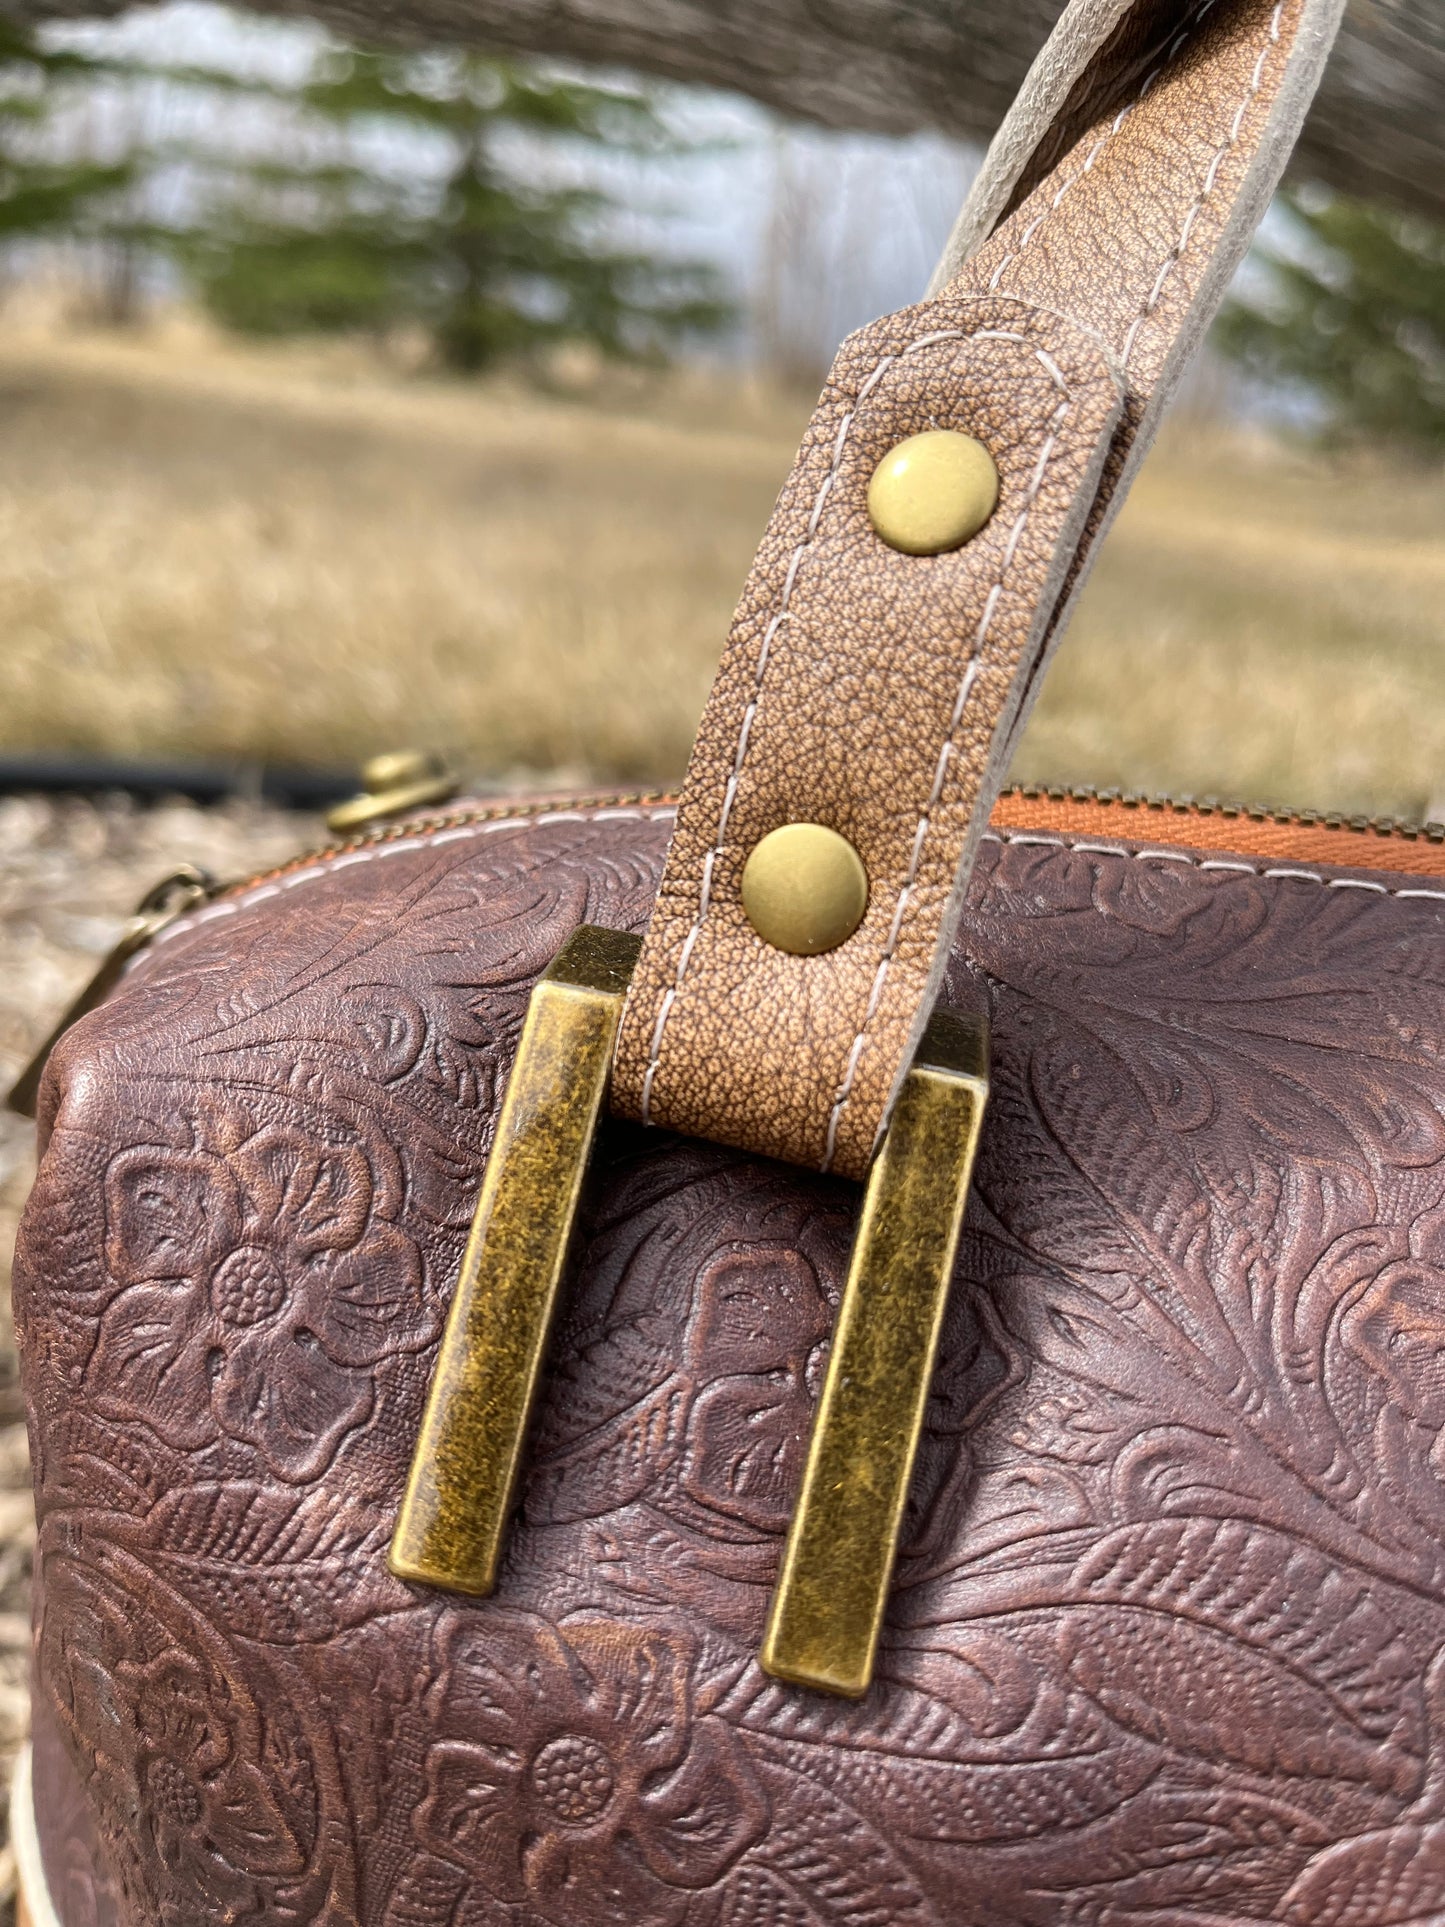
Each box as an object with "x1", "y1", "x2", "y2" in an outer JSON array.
[
  {"x1": 760, "y1": 1007, "x2": 989, "y2": 1696},
  {"x1": 391, "y1": 924, "x2": 990, "y2": 1698},
  {"x1": 326, "y1": 750, "x2": 459, "y2": 836},
  {"x1": 389, "y1": 923, "x2": 642, "y2": 1595}
]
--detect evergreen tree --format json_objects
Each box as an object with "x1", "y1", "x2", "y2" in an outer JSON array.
[
  {"x1": 0, "y1": 20, "x2": 135, "y2": 253},
  {"x1": 179, "y1": 50, "x2": 732, "y2": 372},
  {"x1": 1216, "y1": 186, "x2": 1445, "y2": 455}
]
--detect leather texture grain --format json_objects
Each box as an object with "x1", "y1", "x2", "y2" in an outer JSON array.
[
  {"x1": 614, "y1": 0, "x2": 1348, "y2": 1178},
  {"x1": 15, "y1": 803, "x2": 1445, "y2": 1925},
  {"x1": 608, "y1": 300, "x2": 1124, "y2": 1178}
]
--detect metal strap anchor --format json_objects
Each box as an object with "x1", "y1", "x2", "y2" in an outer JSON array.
[{"x1": 390, "y1": 924, "x2": 989, "y2": 1697}]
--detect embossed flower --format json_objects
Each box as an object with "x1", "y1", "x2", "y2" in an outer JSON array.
[
  {"x1": 1340, "y1": 1258, "x2": 1445, "y2": 1428},
  {"x1": 91, "y1": 1119, "x2": 426, "y2": 1480},
  {"x1": 119, "y1": 1649, "x2": 305, "y2": 1900},
  {"x1": 413, "y1": 1615, "x2": 766, "y2": 1927},
  {"x1": 678, "y1": 1245, "x2": 832, "y2": 1533},
  {"x1": 40, "y1": 1562, "x2": 306, "y2": 1923}
]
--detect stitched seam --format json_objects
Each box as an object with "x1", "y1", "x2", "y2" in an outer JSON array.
[
  {"x1": 638, "y1": 322, "x2": 1059, "y2": 1132},
  {"x1": 822, "y1": 0, "x2": 1292, "y2": 1168},
  {"x1": 987, "y1": 0, "x2": 1223, "y2": 297},
  {"x1": 987, "y1": 0, "x2": 1286, "y2": 373},
  {"x1": 152, "y1": 811, "x2": 1445, "y2": 951},
  {"x1": 1118, "y1": 0, "x2": 1285, "y2": 366},
  {"x1": 217, "y1": 788, "x2": 674, "y2": 896},
  {"x1": 140, "y1": 811, "x2": 1442, "y2": 1022},
  {"x1": 148, "y1": 806, "x2": 680, "y2": 947},
  {"x1": 819, "y1": 347, "x2": 1075, "y2": 1172},
  {"x1": 981, "y1": 829, "x2": 1445, "y2": 900}
]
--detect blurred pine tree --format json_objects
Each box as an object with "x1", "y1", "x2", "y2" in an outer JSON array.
[
  {"x1": 0, "y1": 21, "x2": 134, "y2": 250},
  {"x1": 177, "y1": 50, "x2": 733, "y2": 371},
  {"x1": 1216, "y1": 186, "x2": 1445, "y2": 455}
]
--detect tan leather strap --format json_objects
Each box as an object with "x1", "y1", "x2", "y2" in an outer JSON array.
[{"x1": 613, "y1": 0, "x2": 1347, "y2": 1179}]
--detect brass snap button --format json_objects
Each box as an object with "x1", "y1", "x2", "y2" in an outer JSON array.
[
  {"x1": 867, "y1": 429, "x2": 999, "y2": 555},
  {"x1": 742, "y1": 824, "x2": 868, "y2": 956}
]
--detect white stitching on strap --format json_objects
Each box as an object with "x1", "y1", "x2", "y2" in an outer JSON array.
[
  {"x1": 987, "y1": 0, "x2": 1222, "y2": 296},
  {"x1": 985, "y1": 0, "x2": 1286, "y2": 375},
  {"x1": 1119, "y1": 1, "x2": 1285, "y2": 366},
  {"x1": 640, "y1": 325, "x2": 1067, "y2": 1134},
  {"x1": 819, "y1": 349, "x2": 1075, "y2": 1171}
]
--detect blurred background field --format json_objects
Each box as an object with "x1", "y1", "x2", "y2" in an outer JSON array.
[
  {"x1": 2, "y1": 307, "x2": 1442, "y2": 819},
  {"x1": 0, "y1": 1, "x2": 1441, "y2": 824}
]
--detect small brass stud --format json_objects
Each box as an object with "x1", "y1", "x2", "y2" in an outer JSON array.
[
  {"x1": 742, "y1": 824, "x2": 868, "y2": 956},
  {"x1": 327, "y1": 749, "x2": 459, "y2": 834},
  {"x1": 867, "y1": 430, "x2": 999, "y2": 556}
]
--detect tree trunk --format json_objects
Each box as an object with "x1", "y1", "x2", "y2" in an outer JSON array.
[{"x1": 19, "y1": 0, "x2": 1443, "y2": 223}]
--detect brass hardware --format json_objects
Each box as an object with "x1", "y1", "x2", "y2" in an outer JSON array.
[
  {"x1": 761, "y1": 1006, "x2": 990, "y2": 1697},
  {"x1": 390, "y1": 923, "x2": 642, "y2": 1595},
  {"x1": 741, "y1": 823, "x2": 869, "y2": 956},
  {"x1": 867, "y1": 429, "x2": 999, "y2": 556},
  {"x1": 326, "y1": 749, "x2": 459, "y2": 835},
  {"x1": 390, "y1": 919, "x2": 987, "y2": 1683},
  {"x1": 5, "y1": 864, "x2": 216, "y2": 1119}
]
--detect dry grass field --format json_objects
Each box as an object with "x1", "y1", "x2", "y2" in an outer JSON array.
[{"x1": 0, "y1": 312, "x2": 1441, "y2": 819}]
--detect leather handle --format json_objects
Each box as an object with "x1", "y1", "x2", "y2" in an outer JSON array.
[{"x1": 613, "y1": 0, "x2": 1347, "y2": 1179}]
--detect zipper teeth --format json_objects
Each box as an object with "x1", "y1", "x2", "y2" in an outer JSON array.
[
  {"x1": 209, "y1": 779, "x2": 1444, "y2": 907},
  {"x1": 1003, "y1": 782, "x2": 1445, "y2": 843},
  {"x1": 214, "y1": 788, "x2": 677, "y2": 899}
]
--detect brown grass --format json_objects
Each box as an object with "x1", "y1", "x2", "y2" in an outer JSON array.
[{"x1": 1, "y1": 313, "x2": 1441, "y2": 818}]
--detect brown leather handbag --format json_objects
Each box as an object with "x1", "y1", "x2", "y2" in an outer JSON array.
[{"x1": 13, "y1": 0, "x2": 1445, "y2": 1920}]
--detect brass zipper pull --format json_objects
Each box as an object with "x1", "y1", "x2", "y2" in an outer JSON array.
[
  {"x1": 6, "y1": 863, "x2": 216, "y2": 1119},
  {"x1": 326, "y1": 750, "x2": 458, "y2": 835}
]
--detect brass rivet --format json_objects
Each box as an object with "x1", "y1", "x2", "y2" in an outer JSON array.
[
  {"x1": 742, "y1": 824, "x2": 868, "y2": 956},
  {"x1": 326, "y1": 748, "x2": 459, "y2": 834},
  {"x1": 867, "y1": 429, "x2": 999, "y2": 556}
]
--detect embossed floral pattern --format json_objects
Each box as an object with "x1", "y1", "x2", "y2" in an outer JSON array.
[
  {"x1": 117, "y1": 1648, "x2": 305, "y2": 1899},
  {"x1": 39, "y1": 1557, "x2": 308, "y2": 1923},
  {"x1": 680, "y1": 1245, "x2": 830, "y2": 1532},
  {"x1": 1341, "y1": 1258, "x2": 1445, "y2": 1430},
  {"x1": 90, "y1": 1115, "x2": 425, "y2": 1479},
  {"x1": 14, "y1": 813, "x2": 1445, "y2": 1925},
  {"x1": 412, "y1": 1614, "x2": 766, "y2": 1927}
]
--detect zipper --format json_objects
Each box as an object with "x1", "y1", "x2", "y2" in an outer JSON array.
[
  {"x1": 998, "y1": 781, "x2": 1445, "y2": 844},
  {"x1": 216, "y1": 781, "x2": 1445, "y2": 911},
  {"x1": 8, "y1": 779, "x2": 1439, "y2": 1116}
]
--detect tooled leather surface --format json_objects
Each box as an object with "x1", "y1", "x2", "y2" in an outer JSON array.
[
  {"x1": 610, "y1": 300, "x2": 1123, "y2": 1180},
  {"x1": 14, "y1": 805, "x2": 1445, "y2": 1926},
  {"x1": 613, "y1": 0, "x2": 1342, "y2": 1180},
  {"x1": 32, "y1": 1691, "x2": 117, "y2": 1927}
]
